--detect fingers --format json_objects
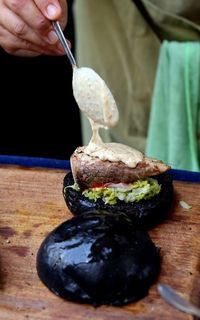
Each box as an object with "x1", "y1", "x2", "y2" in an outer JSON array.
[
  {"x1": 4, "y1": 0, "x2": 58, "y2": 41},
  {"x1": 0, "y1": 24, "x2": 39, "y2": 56},
  {"x1": 0, "y1": 0, "x2": 68, "y2": 57},
  {"x1": 34, "y1": 0, "x2": 62, "y2": 20},
  {"x1": 1, "y1": 6, "x2": 51, "y2": 47},
  {"x1": 0, "y1": 23, "x2": 63, "y2": 56},
  {"x1": 34, "y1": 0, "x2": 68, "y2": 29}
]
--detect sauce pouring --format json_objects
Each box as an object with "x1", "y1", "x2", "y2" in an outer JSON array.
[
  {"x1": 53, "y1": 20, "x2": 143, "y2": 168},
  {"x1": 72, "y1": 66, "x2": 144, "y2": 167}
]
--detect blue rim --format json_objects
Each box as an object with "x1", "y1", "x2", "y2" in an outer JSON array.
[
  {"x1": 0, "y1": 155, "x2": 70, "y2": 170},
  {"x1": 0, "y1": 155, "x2": 199, "y2": 183},
  {"x1": 168, "y1": 169, "x2": 200, "y2": 183}
]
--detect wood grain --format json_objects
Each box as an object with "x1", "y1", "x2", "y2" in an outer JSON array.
[{"x1": 0, "y1": 165, "x2": 200, "y2": 320}]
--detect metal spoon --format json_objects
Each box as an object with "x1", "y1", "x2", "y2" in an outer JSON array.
[
  {"x1": 158, "y1": 284, "x2": 200, "y2": 318},
  {"x1": 52, "y1": 21, "x2": 119, "y2": 128},
  {"x1": 52, "y1": 21, "x2": 76, "y2": 67}
]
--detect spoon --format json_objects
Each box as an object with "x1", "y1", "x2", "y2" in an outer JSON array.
[
  {"x1": 72, "y1": 67, "x2": 119, "y2": 127},
  {"x1": 52, "y1": 21, "x2": 119, "y2": 128},
  {"x1": 158, "y1": 284, "x2": 200, "y2": 318},
  {"x1": 52, "y1": 21, "x2": 76, "y2": 67}
]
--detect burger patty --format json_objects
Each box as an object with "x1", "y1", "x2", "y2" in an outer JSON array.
[{"x1": 71, "y1": 147, "x2": 171, "y2": 190}]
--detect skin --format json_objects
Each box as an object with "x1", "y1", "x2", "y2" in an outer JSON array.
[{"x1": 0, "y1": 0, "x2": 68, "y2": 56}]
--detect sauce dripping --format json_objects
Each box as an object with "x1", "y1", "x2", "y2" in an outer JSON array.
[{"x1": 72, "y1": 66, "x2": 143, "y2": 168}]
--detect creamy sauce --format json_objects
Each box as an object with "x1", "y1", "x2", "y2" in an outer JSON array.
[
  {"x1": 84, "y1": 120, "x2": 143, "y2": 168},
  {"x1": 72, "y1": 66, "x2": 119, "y2": 127},
  {"x1": 72, "y1": 66, "x2": 143, "y2": 168}
]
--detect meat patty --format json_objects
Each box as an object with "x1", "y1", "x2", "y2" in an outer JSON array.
[{"x1": 70, "y1": 147, "x2": 171, "y2": 190}]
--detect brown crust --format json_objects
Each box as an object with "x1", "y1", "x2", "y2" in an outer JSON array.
[{"x1": 70, "y1": 147, "x2": 171, "y2": 190}]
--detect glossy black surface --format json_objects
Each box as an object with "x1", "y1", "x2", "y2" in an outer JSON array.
[
  {"x1": 37, "y1": 212, "x2": 160, "y2": 306},
  {"x1": 63, "y1": 172, "x2": 174, "y2": 229}
]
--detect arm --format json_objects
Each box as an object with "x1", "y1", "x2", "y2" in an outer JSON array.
[{"x1": 0, "y1": 0, "x2": 68, "y2": 56}]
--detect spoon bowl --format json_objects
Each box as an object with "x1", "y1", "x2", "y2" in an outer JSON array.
[
  {"x1": 52, "y1": 21, "x2": 119, "y2": 128},
  {"x1": 72, "y1": 66, "x2": 119, "y2": 127},
  {"x1": 158, "y1": 284, "x2": 200, "y2": 318}
]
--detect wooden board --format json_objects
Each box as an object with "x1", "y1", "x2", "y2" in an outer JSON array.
[{"x1": 0, "y1": 164, "x2": 200, "y2": 320}]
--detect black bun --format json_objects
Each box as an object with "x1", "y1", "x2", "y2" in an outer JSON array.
[
  {"x1": 36, "y1": 211, "x2": 160, "y2": 306},
  {"x1": 63, "y1": 172, "x2": 173, "y2": 228}
]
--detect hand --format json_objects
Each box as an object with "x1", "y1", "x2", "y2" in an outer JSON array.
[{"x1": 0, "y1": 0, "x2": 68, "y2": 57}]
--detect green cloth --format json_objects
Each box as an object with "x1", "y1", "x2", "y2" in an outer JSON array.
[{"x1": 146, "y1": 41, "x2": 200, "y2": 171}]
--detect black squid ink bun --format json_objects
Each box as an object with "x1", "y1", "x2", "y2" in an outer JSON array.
[
  {"x1": 63, "y1": 171, "x2": 173, "y2": 229},
  {"x1": 36, "y1": 211, "x2": 160, "y2": 306}
]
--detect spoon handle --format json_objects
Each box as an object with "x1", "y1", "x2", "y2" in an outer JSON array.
[
  {"x1": 158, "y1": 284, "x2": 200, "y2": 318},
  {"x1": 52, "y1": 21, "x2": 76, "y2": 67}
]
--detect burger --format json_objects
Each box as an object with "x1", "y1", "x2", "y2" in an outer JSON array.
[
  {"x1": 37, "y1": 67, "x2": 165, "y2": 306},
  {"x1": 63, "y1": 145, "x2": 173, "y2": 228}
]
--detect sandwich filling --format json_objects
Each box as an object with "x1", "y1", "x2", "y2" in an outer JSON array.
[{"x1": 82, "y1": 178, "x2": 161, "y2": 205}]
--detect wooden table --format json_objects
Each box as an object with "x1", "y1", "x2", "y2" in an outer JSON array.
[{"x1": 0, "y1": 163, "x2": 200, "y2": 320}]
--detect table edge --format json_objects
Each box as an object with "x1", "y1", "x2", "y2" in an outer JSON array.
[{"x1": 0, "y1": 155, "x2": 199, "y2": 183}]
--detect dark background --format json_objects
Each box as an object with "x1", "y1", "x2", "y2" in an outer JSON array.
[{"x1": 0, "y1": 0, "x2": 82, "y2": 160}]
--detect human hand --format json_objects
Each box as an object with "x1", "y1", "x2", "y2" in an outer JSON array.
[{"x1": 0, "y1": 0, "x2": 68, "y2": 57}]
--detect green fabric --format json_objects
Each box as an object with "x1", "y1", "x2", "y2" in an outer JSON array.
[{"x1": 146, "y1": 41, "x2": 200, "y2": 171}]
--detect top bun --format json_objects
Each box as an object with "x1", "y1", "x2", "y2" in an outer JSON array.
[{"x1": 36, "y1": 211, "x2": 160, "y2": 306}]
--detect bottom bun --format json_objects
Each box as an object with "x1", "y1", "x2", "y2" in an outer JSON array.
[
  {"x1": 63, "y1": 171, "x2": 173, "y2": 228},
  {"x1": 36, "y1": 211, "x2": 160, "y2": 306}
]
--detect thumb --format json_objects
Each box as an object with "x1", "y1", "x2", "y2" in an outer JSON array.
[{"x1": 34, "y1": 0, "x2": 62, "y2": 20}]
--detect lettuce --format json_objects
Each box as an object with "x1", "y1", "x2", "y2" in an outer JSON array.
[{"x1": 83, "y1": 178, "x2": 161, "y2": 205}]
